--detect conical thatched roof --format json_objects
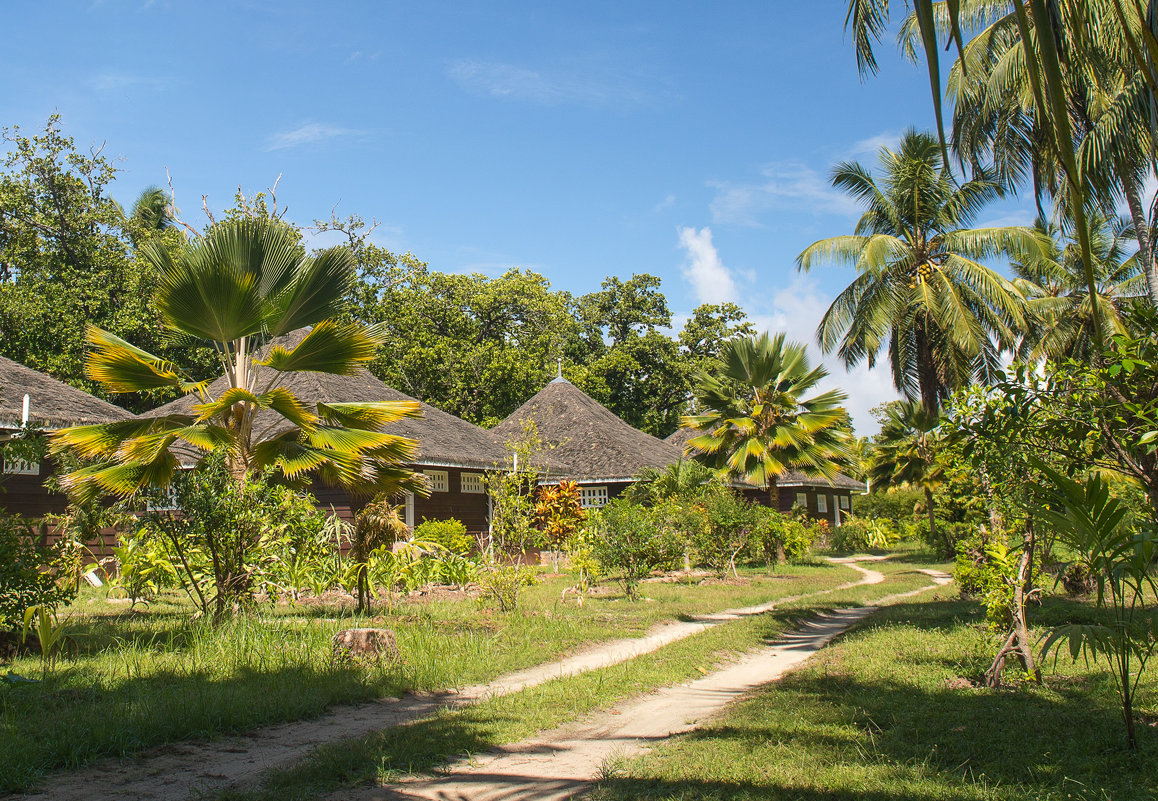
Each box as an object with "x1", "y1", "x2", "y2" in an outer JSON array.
[
  {"x1": 0, "y1": 356, "x2": 132, "y2": 430},
  {"x1": 492, "y1": 378, "x2": 681, "y2": 483},
  {"x1": 143, "y1": 329, "x2": 505, "y2": 469},
  {"x1": 664, "y1": 426, "x2": 866, "y2": 492}
]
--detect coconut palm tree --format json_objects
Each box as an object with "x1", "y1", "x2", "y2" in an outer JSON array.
[
  {"x1": 51, "y1": 218, "x2": 427, "y2": 503},
  {"x1": 130, "y1": 186, "x2": 175, "y2": 233},
  {"x1": 1014, "y1": 212, "x2": 1146, "y2": 362},
  {"x1": 680, "y1": 333, "x2": 851, "y2": 511},
  {"x1": 797, "y1": 129, "x2": 1039, "y2": 415},
  {"x1": 868, "y1": 400, "x2": 947, "y2": 553}
]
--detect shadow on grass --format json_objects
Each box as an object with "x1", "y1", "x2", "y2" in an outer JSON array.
[{"x1": 591, "y1": 776, "x2": 982, "y2": 801}]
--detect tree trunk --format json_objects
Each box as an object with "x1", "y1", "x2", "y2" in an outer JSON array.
[
  {"x1": 1119, "y1": 168, "x2": 1158, "y2": 306},
  {"x1": 769, "y1": 482, "x2": 785, "y2": 563},
  {"x1": 923, "y1": 485, "x2": 946, "y2": 556},
  {"x1": 1123, "y1": 652, "x2": 1138, "y2": 750},
  {"x1": 984, "y1": 525, "x2": 1041, "y2": 687},
  {"x1": 915, "y1": 318, "x2": 941, "y2": 417}
]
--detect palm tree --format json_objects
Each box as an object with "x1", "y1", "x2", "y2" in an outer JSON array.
[
  {"x1": 1013, "y1": 212, "x2": 1145, "y2": 362},
  {"x1": 868, "y1": 400, "x2": 946, "y2": 553},
  {"x1": 797, "y1": 129, "x2": 1039, "y2": 415},
  {"x1": 350, "y1": 496, "x2": 409, "y2": 613},
  {"x1": 680, "y1": 333, "x2": 851, "y2": 512},
  {"x1": 626, "y1": 458, "x2": 719, "y2": 505},
  {"x1": 130, "y1": 186, "x2": 175, "y2": 233},
  {"x1": 51, "y1": 218, "x2": 427, "y2": 503}
]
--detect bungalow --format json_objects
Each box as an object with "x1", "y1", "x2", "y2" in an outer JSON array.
[
  {"x1": 0, "y1": 355, "x2": 133, "y2": 519},
  {"x1": 491, "y1": 376, "x2": 684, "y2": 510},
  {"x1": 143, "y1": 329, "x2": 505, "y2": 536},
  {"x1": 663, "y1": 427, "x2": 865, "y2": 526}
]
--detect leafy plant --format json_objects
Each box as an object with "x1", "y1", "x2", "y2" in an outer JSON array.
[
  {"x1": 689, "y1": 488, "x2": 755, "y2": 577},
  {"x1": 832, "y1": 517, "x2": 899, "y2": 552},
  {"x1": 20, "y1": 605, "x2": 70, "y2": 677},
  {"x1": 350, "y1": 497, "x2": 410, "y2": 613},
  {"x1": 534, "y1": 480, "x2": 586, "y2": 570},
  {"x1": 587, "y1": 499, "x2": 683, "y2": 600},
  {"x1": 1036, "y1": 462, "x2": 1158, "y2": 750},
  {"x1": 476, "y1": 559, "x2": 537, "y2": 612},
  {"x1": 0, "y1": 514, "x2": 75, "y2": 638},
  {"x1": 413, "y1": 518, "x2": 474, "y2": 556},
  {"x1": 111, "y1": 531, "x2": 180, "y2": 609}
]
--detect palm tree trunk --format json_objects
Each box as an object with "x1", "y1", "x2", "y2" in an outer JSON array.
[
  {"x1": 1118, "y1": 167, "x2": 1158, "y2": 306},
  {"x1": 915, "y1": 319, "x2": 941, "y2": 417},
  {"x1": 923, "y1": 485, "x2": 945, "y2": 556},
  {"x1": 769, "y1": 482, "x2": 785, "y2": 563}
]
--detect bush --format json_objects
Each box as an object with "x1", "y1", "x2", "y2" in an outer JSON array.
[
  {"x1": 831, "y1": 517, "x2": 899, "y2": 552},
  {"x1": 111, "y1": 530, "x2": 181, "y2": 608},
  {"x1": 751, "y1": 508, "x2": 816, "y2": 565},
  {"x1": 413, "y1": 518, "x2": 474, "y2": 556},
  {"x1": 476, "y1": 560, "x2": 537, "y2": 611},
  {"x1": 852, "y1": 488, "x2": 922, "y2": 521},
  {"x1": 690, "y1": 489, "x2": 756, "y2": 577},
  {"x1": 0, "y1": 514, "x2": 75, "y2": 636},
  {"x1": 588, "y1": 499, "x2": 683, "y2": 599}
]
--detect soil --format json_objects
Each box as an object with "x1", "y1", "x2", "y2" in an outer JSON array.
[{"x1": 19, "y1": 557, "x2": 929, "y2": 801}]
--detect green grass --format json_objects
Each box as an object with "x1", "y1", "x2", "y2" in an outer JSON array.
[
  {"x1": 589, "y1": 590, "x2": 1158, "y2": 801},
  {"x1": 217, "y1": 556, "x2": 949, "y2": 801},
  {"x1": 0, "y1": 561, "x2": 855, "y2": 793}
]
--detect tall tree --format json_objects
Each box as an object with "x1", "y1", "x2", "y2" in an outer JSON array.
[
  {"x1": 1013, "y1": 212, "x2": 1145, "y2": 362},
  {"x1": 868, "y1": 400, "x2": 946, "y2": 553},
  {"x1": 51, "y1": 218, "x2": 427, "y2": 502},
  {"x1": 797, "y1": 129, "x2": 1039, "y2": 415},
  {"x1": 680, "y1": 332, "x2": 851, "y2": 510}
]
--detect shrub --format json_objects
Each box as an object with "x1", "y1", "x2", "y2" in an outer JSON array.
[
  {"x1": 0, "y1": 514, "x2": 75, "y2": 637},
  {"x1": 831, "y1": 517, "x2": 899, "y2": 552},
  {"x1": 111, "y1": 530, "x2": 181, "y2": 608},
  {"x1": 751, "y1": 508, "x2": 815, "y2": 566},
  {"x1": 689, "y1": 489, "x2": 755, "y2": 577},
  {"x1": 414, "y1": 518, "x2": 474, "y2": 556},
  {"x1": 852, "y1": 488, "x2": 922, "y2": 521},
  {"x1": 476, "y1": 560, "x2": 537, "y2": 611},
  {"x1": 588, "y1": 499, "x2": 683, "y2": 599}
]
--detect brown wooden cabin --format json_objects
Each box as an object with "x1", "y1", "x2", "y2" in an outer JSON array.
[
  {"x1": 663, "y1": 427, "x2": 865, "y2": 527},
  {"x1": 0, "y1": 355, "x2": 133, "y2": 524},
  {"x1": 143, "y1": 328, "x2": 506, "y2": 542},
  {"x1": 491, "y1": 377, "x2": 686, "y2": 510}
]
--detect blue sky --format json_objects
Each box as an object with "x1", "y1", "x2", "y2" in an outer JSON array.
[{"x1": 2, "y1": 1, "x2": 1039, "y2": 433}]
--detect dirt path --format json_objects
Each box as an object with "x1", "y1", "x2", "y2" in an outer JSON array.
[
  {"x1": 18, "y1": 558, "x2": 889, "y2": 801},
  {"x1": 353, "y1": 570, "x2": 953, "y2": 801}
]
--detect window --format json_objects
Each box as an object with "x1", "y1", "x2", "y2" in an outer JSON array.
[
  {"x1": 404, "y1": 492, "x2": 415, "y2": 528},
  {"x1": 461, "y1": 472, "x2": 485, "y2": 494},
  {"x1": 2, "y1": 457, "x2": 39, "y2": 476},
  {"x1": 580, "y1": 486, "x2": 609, "y2": 509},
  {"x1": 817, "y1": 494, "x2": 828, "y2": 514},
  {"x1": 794, "y1": 492, "x2": 808, "y2": 510},
  {"x1": 146, "y1": 484, "x2": 180, "y2": 512},
  {"x1": 839, "y1": 495, "x2": 850, "y2": 511},
  {"x1": 423, "y1": 470, "x2": 449, "y2": 492}
]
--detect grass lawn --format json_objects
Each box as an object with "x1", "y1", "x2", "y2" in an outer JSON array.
[
  {"x1": 589, "y1": 589, "x2": 1158, "y2": 801},
  {"x1": 0, "y1": 560, "x2": 855, "y2": 793},
  {"x1": 217, "y1": 554, "x2": 952, "y2": 801}
]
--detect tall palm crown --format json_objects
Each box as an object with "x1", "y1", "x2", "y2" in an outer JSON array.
[
  {"x1": 680, "y1": 333, "x2": 851, "y2": 506},
  {"x1": 1013, "y1": 212, "x2": 1145, "y2": 362},
  {"x1": 52, "y1": 218, "x2": 426, "y2": 501},
  {"x1": 797, "y1": 129, "x2": 1038, "y2": 415}
]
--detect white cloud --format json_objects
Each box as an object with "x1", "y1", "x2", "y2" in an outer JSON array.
[
  {"x1": 708, "y1": 162, "x2": 862, "y2": 227},
  {"x1": 653, "y1": 194, "x2": 677, "y2": 213},
  {"x1": 89, "y1": 70, "x2": 170, "y2": 92},
  {"x1": 677, "y1": 226, "x2": 737, "y2": 305},
  {"x1": 848, "y1": 130, "x2": 902, "y2": 158},
  {"x1": 747, "y1": 277, "x2": 900, "y2": 436},
  {"x1": 265, "y1": 123, "x2": 360, "y2": 151},
  {"x1": 446, "y1": 59, "x2": 654, "y2": 106}
]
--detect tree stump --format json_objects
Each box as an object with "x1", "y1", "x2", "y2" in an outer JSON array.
[{"x1": 331, "y1": 628, "x2": 400, "y2": 665}]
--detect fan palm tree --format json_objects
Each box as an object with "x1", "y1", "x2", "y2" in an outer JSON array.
[
  {"x1": 51, "y1": 218, "x2": 427, "y2": 503},
  {"x1": 680, "y1": 333, "x2": 851, "y2": 511},
  {"x1": 868, "y1": 400, "x2": 947, "y2": 553},
  {"x1": 350, "y1": 496, "x2": 410, "y2": 613},
  {"x1": 797, "y1": 129, "x2": 1039, "y2": 415},
  {"x1": 1014, "y1": 212, "x2": 1145, "y2": 362}
]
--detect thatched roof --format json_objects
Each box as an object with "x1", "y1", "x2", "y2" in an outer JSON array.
[
  {"x1": 143, "y1": 329, "x2": 505, "y2": 470},
  {"x1": 664, "y1": 426, "x2": 866, "y2": 492},
  {"x1": 0, "y1": 355, "x2": 132, "y2": 430},
  {"x1": 492, "y1": 378, "x2": 682, "y2": 483}
]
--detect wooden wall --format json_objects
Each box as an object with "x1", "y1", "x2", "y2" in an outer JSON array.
[
  {"x1": 0, "y1": 461, "x2": 69, "y2": 519},
  {"x1": 742, "y1": 485, "x2": 855, "y2": 527}
]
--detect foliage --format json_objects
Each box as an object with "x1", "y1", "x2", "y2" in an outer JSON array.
[
  {"x1": 952, "y1": 529, "x2": 1043, "y2": 634},
  {"x1": 0, "y1": 514, "x2": 75, "y2": 636},
  {"x1": 869, "y1": 400, "x2": 948, "y2": 554},
  {"x1": 138, "y1": 456, "x2": 331, "y2": 620},
  {"x1": 413, "y1": 517, "x2": 473, "y2": 556},
  {"x1": 689, "y1": 488, "x2": 756, "y2": 577},
  {"x1": 485, "y1": 421, "x2": 548, "y2": 554},
  {"x1": 623, "y1": 459, "x2": 718, "y2": 505},
  {"x1": 111, "y1": 531, "x2": 181, "y2": 609},
  {"x1": 20, "y1": 605, "x2": 70, "y2": 677},
  {"x1": 49, "y1": 215, "x2": 427, "y2": 505},
  {"x1": 476, "y1": 559, "x2": 537, "y2": 612},
  {"x1": 682, "y1": 332, "x2": 851, "y2": 507},
  {"x1": 831, "y1": 517, "x2": 899, "y2": 552},
  {"x1": 564, "y1": 526, "x2": 603, "y2": 603},
  {"x1": 533, "y1": 480, "x2": 586, "y2": 553},
  {"x1": 851, "y1": 487, "x2": 922, "y2": 522},
  {"x1": 751, "y1": 507, "x2": 816, "y2": 566},
  {"x1": 797, "y1": 129, "x2": 1038, "y2": 414},
  {"x1": 350, "y1": 497, "x2": 409, "y2": 612},
  {"x1": 587, "y1": 499, "x2": 683, "y2": 599},
  {"x1": 1036, "y1": 462, "x2": 1158, "y2": 750}
]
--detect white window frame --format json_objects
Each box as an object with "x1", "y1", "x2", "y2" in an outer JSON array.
[
  {"x1": 839, "y1": 494, "x2": 850, "y2": 511},
  {"x1": 817, "y1": 494, "x2": 828, "y2": 514},
  {"x1": 461, "y1": 472, "x2": 485, "y2": 494},
  {"x1": 794, "y1": 492, "x2": 808, "y2": 511},
  {"x1": 404, "y1": 492, "x2": 416, "y2": 528},
  {"x1": 579, "y1": 485, "x2": 609, "y2": 509},
  {"x1": 423, "y1": 469, "x2": 449, "y2": 493},
  {"x1": 2, "y1": 457, "x2": 39, "y2": 476},
  {"x1": 146, "y1": 484, "x2": 180, "y2": 512}
]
